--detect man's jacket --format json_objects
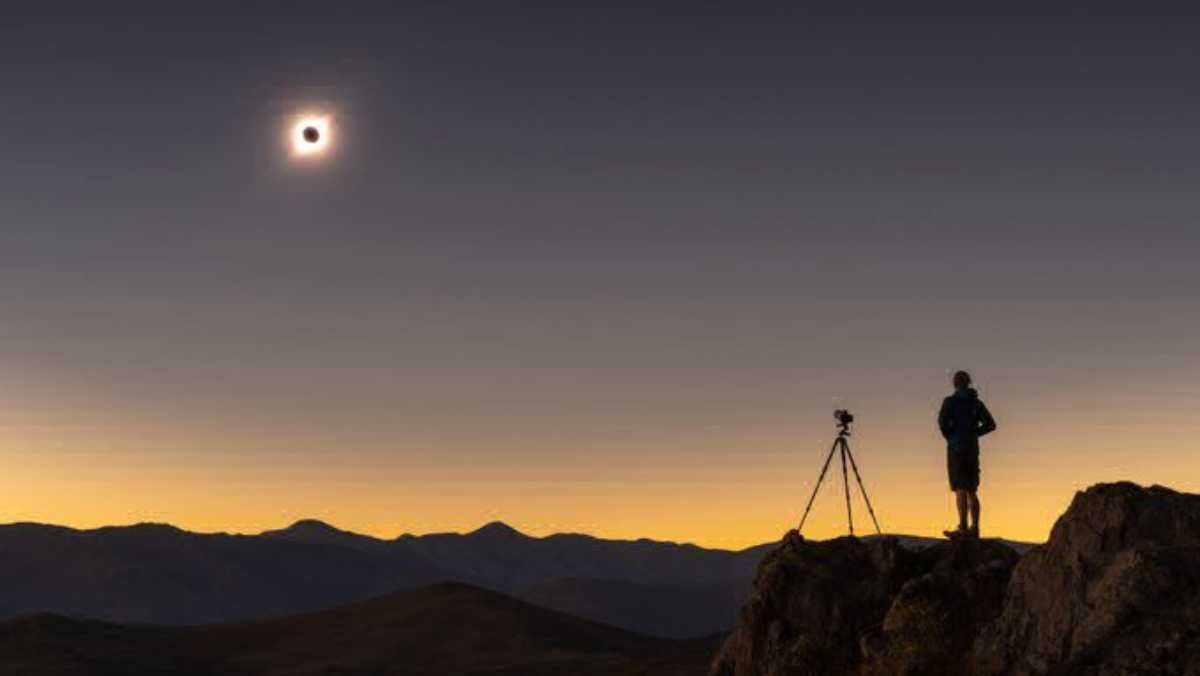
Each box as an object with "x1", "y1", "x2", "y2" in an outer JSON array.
[{"x1": 938, "y1": 387, "x2": 997, "y2": 450}]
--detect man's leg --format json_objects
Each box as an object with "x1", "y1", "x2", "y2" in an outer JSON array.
[
  {"x1": 969, "y1": 492, "x2": 981, "y2": 535},
  {"x1": 955, "y1": 489, "x2": 969, "y2": 530}
]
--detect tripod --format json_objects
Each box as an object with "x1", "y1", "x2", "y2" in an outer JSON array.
[{"x1": 796, "y1": 418, "x2": 882, "y2": 536}]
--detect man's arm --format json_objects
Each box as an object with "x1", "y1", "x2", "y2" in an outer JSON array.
[
  {"x1": 937, "y1": 398, "x2": 953, "y2": 440},
  {"x1": 976, "y1": 401, "x2": 997, "y2": 437}
]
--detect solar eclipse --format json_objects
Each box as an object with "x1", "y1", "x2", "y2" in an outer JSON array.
[{"x1": 290, "y1": 114, "x2": 332, "y2": 158}]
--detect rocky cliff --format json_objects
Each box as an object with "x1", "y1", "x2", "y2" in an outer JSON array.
[
  {"x1": 712, "y1": 482, "x2": 1200, "y2": 676},
  {"x1": 710, "y1": 531, "x2": 1018, "y2": 675},
  {"x1": 974, "y1": 482, "x2": 1200, "y2": 676}
]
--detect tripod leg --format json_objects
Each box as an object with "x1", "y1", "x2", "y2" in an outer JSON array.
[
  {"x1": 844, "y1": 442, "x2": 883, "y2": 535},
  {"x1": 797, "y1": 439, "x2": 840, "y2": 534},
  {"x1": 839, "y1": 438, "x2": 854, "y2": 536}
]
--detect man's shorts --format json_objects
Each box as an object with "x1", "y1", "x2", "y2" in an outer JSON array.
[{"x1": 947, "y1": 442, "x2": 980, "y2": 492}]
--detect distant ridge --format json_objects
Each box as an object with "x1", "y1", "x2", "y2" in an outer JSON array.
[
  {"x1": 0, "y1": 518, "x2": 1037, "y2": 638},
  {"x1": 0, "y1": 518, "x2": 769, "y2": 638},
  {"x1": 0, "y1": 582, "x2": 718, "y2": 675},
  {"x1": 3, "y1": 516, "x2": 1031, "y2": 553}
]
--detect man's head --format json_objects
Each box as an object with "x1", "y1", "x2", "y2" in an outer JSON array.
[{"x1": 952, "y1": 370, "x2": 972, "y2": 390}]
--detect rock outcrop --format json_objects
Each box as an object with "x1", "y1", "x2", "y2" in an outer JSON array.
[
  {"x1": 709, "y1": 531, "x2": 1019, "y2": 676},
  {"x1": 715, "y1": 482, "x2": 1200, "y2": 676},
  {"x1": 862, "y1": 535, "x2": 1018, "y2": 676},
  {"x1": 973, "y1": 482, "x2": 1200, "y2": 675}
]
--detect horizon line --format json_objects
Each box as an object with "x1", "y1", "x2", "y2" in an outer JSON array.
[{"x1": 0, "y1": 516, "x2": 1039, "y2": 551}]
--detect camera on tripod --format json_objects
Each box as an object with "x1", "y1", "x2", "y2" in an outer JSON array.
[{"x1": 796, "y1": 407, "x2": 881, "y2": 537}]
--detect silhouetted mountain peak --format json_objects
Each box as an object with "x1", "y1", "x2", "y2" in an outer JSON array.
[
  {"x1": 259, "y1": 519, "x2": 385, "y2": 551},
  {"x1": 282, "y1": 519, "x2": 342, "y2": 535},
  {"x1": 471, "y1": 521, "x2": 524, "y2": 538}
]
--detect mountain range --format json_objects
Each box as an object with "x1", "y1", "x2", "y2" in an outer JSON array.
[
  {"x1": 0, "y1": 518, "x2": 1033, "y2": 640},
  {"x1": 0, "y1": 519, "x2": 772, "y2": 639},
  {"x1": 0, "y1": 582, "x2": 719, "y2": 676}
]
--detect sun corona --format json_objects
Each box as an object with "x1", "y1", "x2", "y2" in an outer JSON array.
[{"x1": 289, "y1": 114, "x2": 332, "y2": 158}]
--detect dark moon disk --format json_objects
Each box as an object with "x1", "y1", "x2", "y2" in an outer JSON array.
[{"x1": 302, "y1": 126, "x2": 320, "y2": 143}]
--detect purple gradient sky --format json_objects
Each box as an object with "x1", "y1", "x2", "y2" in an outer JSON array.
[{"x1": 1, "y1": 2, "x2": 1198, "y2": 546}]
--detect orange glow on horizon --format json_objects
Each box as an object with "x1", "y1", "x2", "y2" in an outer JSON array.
[
  {"x1": 5, "y1": 362, "x2": 1198, "y2": 550},
  {"x1": 3, "y1": 420, "x2": 1195, "y2": 550}
]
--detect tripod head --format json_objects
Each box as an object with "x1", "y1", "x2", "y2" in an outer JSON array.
[{"x1": 833, "y1": 409, "x2": 854, "y2": 436}]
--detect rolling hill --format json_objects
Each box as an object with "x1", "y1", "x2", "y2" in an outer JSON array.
[{"x1": 0, "y1": 582, "x2": 719, "y2": 676}]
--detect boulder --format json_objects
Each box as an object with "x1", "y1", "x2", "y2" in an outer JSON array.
[
  {"x1": 972, "y1": 482, "x2": 1200, "y2": 676},
  {"x1": 862, "y1": 536, "x2": 1018, "y2": 675},
  {"x1": 710, "y1": 531, "x2": 1018, "y2": 676}
]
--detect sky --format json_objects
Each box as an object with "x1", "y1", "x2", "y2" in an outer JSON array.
[{"x1": 2, "y1": 2, "x2": 1199, "y2": 548}]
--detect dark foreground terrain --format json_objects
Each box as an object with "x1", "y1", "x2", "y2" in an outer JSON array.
[
  {"x1": 713, "y1": 482, "x2": 1200, "y2": 675},
  {"x1": 5, "y1": 482, "x2": 1193, "y2": 675},
  {"x1": 0, "y1": 582, "x2": 717, "y2": 676}
]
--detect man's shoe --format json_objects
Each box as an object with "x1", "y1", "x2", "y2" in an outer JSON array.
[
  {"x1": 967, "y1": 526, "x2": 980, "y2": 538},
  {"x1": 943, "y1": 526, "x2": 968, "y2": 539}
]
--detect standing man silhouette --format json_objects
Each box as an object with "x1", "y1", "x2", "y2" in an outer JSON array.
[{"x1": 939, "y1": 370, "x2": 996, "y2": 538}]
